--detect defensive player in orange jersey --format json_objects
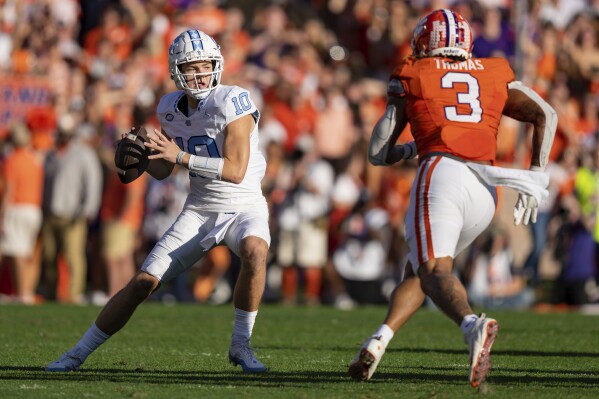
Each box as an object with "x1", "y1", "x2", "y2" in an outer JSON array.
[{"x1": 349, "y1": 9, "x2": 556, "y2": 388}]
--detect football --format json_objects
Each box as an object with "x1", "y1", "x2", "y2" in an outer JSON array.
[{"x1": 114, "y1": 126, "x2": 150, "y2": 184}]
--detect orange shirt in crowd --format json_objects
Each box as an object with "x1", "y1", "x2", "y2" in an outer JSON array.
[
  {"x1": 182, "y1": 6, "x2": 226, "y2": 36},
  {"x1": 100, "y1": 172, "x2": 146, "y2": 230},
  {"x1": 2, "y1": 148, "x2": 43, "y2": 206},
  {"x1": 26, "y1": 106, "x2": 56, "y2": 152},
  {"x1": 536, "y1": 53, "x2": 556, "y2": 81},
  {"x1": 391, "y1": 56, "x2": 515, "y2": 164},
  {"x1": 84, "y1": 25, "x2": 133, "y2": 61}
]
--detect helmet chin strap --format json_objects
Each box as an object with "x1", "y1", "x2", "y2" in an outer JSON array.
[{"x1": 191, "y1": 89, "x2": 211, "y2": 101}]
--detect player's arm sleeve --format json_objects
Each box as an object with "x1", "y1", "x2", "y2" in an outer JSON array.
[
  {"x1": 502, "y1": 81, "x2": 557, "y2": 170},
  {"x1": 368, "y1": 77, "x2": 414, "y2": 166}
]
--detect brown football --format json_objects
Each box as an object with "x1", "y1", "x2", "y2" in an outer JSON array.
[{"x1": 114, "y1": 126, "x2": 150, "y2": 184}]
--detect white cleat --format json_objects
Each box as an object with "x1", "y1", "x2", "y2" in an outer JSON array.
[
  {"x1": 348, "y1": 336, "x2": 386, "y2": 381},
  {"x1": 228, "y1": 340, "x2": 267, "y2": 373},
  {"x1": 464, "y1": 313, "x2": 499, "y2": 388},
  {"x1": 45, "y1": 348, "x2": 85, "y2": 372}
]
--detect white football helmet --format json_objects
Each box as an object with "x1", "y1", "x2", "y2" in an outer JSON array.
[{"x1": 168, "y1": 29, "x2": 224, "y2": 100}]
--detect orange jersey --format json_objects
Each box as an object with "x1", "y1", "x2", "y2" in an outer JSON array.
[
  {"x1": 391, "y1": 57, "x2": 515, "y2": 163},
  {"x1": 100, "y1": 172, "x2": 146, "y2": 230},
  {"x1": 2, "y1": 148, "x2": 43, "y2": 206}
]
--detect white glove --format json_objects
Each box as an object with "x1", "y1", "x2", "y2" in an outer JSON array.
[{"x1": 513, "y1": 193, "x2": 538, "y2": 226}]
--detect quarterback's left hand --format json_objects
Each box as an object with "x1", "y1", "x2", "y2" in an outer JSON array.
[{"x1": 513, "y1": 193, "x2": 538, "y2": 226}]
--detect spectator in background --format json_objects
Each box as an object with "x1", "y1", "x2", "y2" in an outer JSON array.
[
  {"x1": 522, "y1": 147, "x2": 577, "y2": 287},
  {"x1": 466, "y1": 226, "x2": 535, "y2": 310},
  {"x1": 553, "y1": 144, "x2": 599, "y2": 305},
  {"x1": 39, "y1": 114, "x2": 102, "y2": 304},
  {"x1": 0, "y1": 122, "x2": 44, "y2": 304},
  {"x1": 84, "y1": 2, "x2": 137, "y2": 62},
  {"x1": 313, "y1": 87, "x2": 357, "y2": 175},
  {"x1": 472, "y1": 7, "x2": 514, "y2": 60},
  {"x1": 277, "y1": 135, "x2": 334, "y2": 305},
  {"x1": 553, "y1": 214, "x2": 599, "y2": 306},
  {"x1": 99, "y1": 166, "x2": 147, "y2": 302},
  {"x1": 333, "y1": 206, "x2": 391, "y2": 305},
  {"x1": 324, "y1": 148, "x2": 366, "y2": 310}
]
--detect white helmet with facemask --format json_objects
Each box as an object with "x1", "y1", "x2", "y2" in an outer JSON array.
[{"x1": 168, "y1": 30, "x2": 224, "y2": 100}]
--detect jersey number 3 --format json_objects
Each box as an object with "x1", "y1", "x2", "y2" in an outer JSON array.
[{"x1": 441, "y1": 72, "x2": 482, "y2": 123}]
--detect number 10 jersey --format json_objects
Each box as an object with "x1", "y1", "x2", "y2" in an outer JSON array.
[{"x1": 157, "y1": 85, "x2": 267, "y2": 212}]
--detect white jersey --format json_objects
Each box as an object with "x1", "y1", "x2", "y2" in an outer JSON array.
[{"x1": 157, "y1": 85, "x2": 267, "y2": 212}]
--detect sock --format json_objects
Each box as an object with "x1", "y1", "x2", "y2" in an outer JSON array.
[
  {"x1": 460, "y1": 314, "x2": 478, "y2": 334},
  {"x1": 74, "y1": 323, "x2": 111, "y2": 360},
  {"x1": 372, "y1": 324, "x2": 394, "y2": 347},
  {"x1": 232, "y1": 308, "x2": 257, "y2": 344}
]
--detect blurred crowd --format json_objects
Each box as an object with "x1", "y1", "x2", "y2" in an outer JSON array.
[{"x1": 0, "y1": 0, "x2": 598, "y2": 310}]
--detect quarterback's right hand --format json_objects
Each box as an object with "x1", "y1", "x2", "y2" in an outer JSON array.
[{"x1": 513, "y1": 193, "x2": 538, "y2": 226}]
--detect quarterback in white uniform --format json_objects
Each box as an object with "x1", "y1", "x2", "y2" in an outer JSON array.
[
  {"x1": 46, "y1": 30, "x2": 270, "y2": 374},
  {"x1": 155, "y1": 85, "x2": 267, "y2": 212}
]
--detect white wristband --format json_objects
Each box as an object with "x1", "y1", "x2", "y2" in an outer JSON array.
[
  {"x1": 188, "y1": 154, "x2": 224, "y2": 180},
  {"x1": 176, "y1": 151, "x2": 185, "y2": 165}
]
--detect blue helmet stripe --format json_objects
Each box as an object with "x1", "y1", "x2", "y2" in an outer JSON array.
[
  {"x1": 188, "y1": 30, "x2": 203, "y2": 51},
  {"x1": 441, "y1": 10, "x2": 450, "y2": 48},
  {"x1": 451, "y1": 11, "x2": 460, "y2": 45}
]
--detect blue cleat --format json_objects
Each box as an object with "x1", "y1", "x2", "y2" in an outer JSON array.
[{"x1": 228, "y1": 340, "x2": 267, "y2": 373}]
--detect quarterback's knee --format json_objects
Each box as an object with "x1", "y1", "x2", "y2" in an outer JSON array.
[{"x1": 239, "y1": 237, "x2": 268, "y2": 271}]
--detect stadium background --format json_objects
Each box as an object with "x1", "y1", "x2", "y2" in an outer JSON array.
[{"x1": 0, "y1": 0, "x2": 597, "y2": 308}]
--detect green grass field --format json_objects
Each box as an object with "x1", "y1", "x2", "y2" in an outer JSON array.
[{"x1": 1, "y1": 304, "x2": 598, "y2": 398}]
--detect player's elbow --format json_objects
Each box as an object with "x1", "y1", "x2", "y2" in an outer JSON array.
[
  {"x1": 221, "y1": 158, "x2": 248, "y2": 184},
  {"x1": 532, "y1": 109, "x2": 546, "y2": 128},
  {"x1": 228, "y1": 175, "x2": 244, "y2": 184},
  {"x1": 533, "y1": 103, "x2": 556, "y2": 130},
  {"x1": 224, "y1": 169, "x2": 245, "y2": 184}
]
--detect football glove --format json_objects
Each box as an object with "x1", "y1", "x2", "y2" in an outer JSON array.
[{"x1": 513, "y1": 193, "x2": 538, "y2": 226}]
